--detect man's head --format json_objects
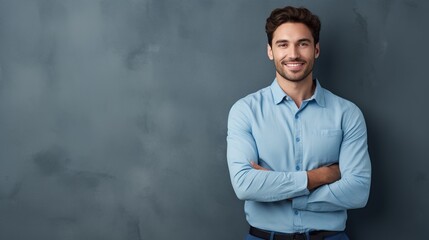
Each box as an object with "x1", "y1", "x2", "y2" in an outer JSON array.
[
  {"x1": 266, "y1": 6, "x2": 321, "y2": 83},
  {"x1": 266, "y1": 6, "x2": 321, "y2": 47}
]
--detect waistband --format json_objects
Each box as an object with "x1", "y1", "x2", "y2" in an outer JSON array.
[{"x1": 249, "y1": 226, "x2": 341, "y2": 240}]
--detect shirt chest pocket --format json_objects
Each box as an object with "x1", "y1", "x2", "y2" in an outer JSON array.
[{"x1": 306, "y1": 129, "x2": 343, "y2": 165}]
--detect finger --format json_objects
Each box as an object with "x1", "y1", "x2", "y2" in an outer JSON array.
[
  {"x1": 251, "y1": 161, "x2": 268, "y2": 171},
  {"x1": 250, "y1": 161, "x2": 260, "y2": 168}
]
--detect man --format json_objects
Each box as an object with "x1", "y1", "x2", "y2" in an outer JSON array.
[{"x1": 227, "y1": 6, "x2": 371, "y2": 240}]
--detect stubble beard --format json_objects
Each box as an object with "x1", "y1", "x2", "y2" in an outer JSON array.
[{"x1": 275, "y1": 58, "x2": 314, "y2": 83}]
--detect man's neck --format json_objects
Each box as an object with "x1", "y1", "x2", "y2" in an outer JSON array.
[{"x1": 276, "y1": 76, "x2": 315, "y2": 108}]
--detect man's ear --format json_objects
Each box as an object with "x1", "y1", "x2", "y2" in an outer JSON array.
[
  {"x1": 315, "y1": 43, "x2": 320, "y2": 58},
  {"x1": 267, "y1": 44, "x2": 274, "y2": 60}
]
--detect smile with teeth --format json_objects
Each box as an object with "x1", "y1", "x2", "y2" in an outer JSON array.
[
  {"x1": 285, "y1": 62, "x2": 304, "y2": 66},
  {"x1": 283, "y1": 62, "x2": 305, "y2": 71}
]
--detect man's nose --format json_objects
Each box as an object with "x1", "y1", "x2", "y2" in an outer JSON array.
[{"x1": 288, "y1": 46, "x2": 300, "y2": 59}]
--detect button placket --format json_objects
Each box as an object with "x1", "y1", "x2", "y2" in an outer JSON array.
[{"x1": 294, "y1": 111, "x2": 303, "y2": 172}]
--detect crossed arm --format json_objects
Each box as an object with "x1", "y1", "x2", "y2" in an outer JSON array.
[
  {"x1": 227, "y1": 102, "x2": 371, "y2": 211},
  {"x1": 250, "y1": 161, "x2": 341, "y2": 191}
]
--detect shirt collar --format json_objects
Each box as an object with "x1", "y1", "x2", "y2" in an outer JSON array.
[
  {"x1": 309, "y1": 79, "x2": 326, "y2": 107},
  {"x1": 270, "y1": 79, "x2": 287, "y2": 104},
  {"x1": 270, "y1": 78, "x2": 326, "y2": 107}
]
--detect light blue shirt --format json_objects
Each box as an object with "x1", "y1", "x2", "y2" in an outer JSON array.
[{"x1": 227, "y1": 79, "x2": 371, "y2": 233}]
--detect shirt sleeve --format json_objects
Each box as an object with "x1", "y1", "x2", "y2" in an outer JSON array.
[
  {"x1": 227, "y1": 100, "x2": 310, "y2": 202},
  {"x1": 292, "y1": 105, "x2": 371, "y2": 211}
]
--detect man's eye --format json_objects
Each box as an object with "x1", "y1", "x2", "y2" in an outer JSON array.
[
  {"x1": 299, "y1": 42, "x2": 309, "y2": 47},
  {"x1": 278, "y1": 44, "x2": 287, "y2": 48}
]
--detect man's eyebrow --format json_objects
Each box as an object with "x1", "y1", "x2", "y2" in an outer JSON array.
[
  {"x1": 275, "y1": 39, "x2": 289, "y2": 44},
  {"x1": 275, "y1": 38, "x2": 312, "y2": 44}
]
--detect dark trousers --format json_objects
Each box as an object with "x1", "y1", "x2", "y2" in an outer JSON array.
[{"x1": 245, "y1": 232, "x2": 349, "y2": 240}]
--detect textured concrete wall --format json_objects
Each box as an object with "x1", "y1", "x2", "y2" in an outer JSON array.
[{"x1": 0, "y1": 0, "x2": 428, "y2": 239}]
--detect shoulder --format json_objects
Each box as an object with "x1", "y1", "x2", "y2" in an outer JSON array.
[
  {"x1": 322, "y1": 88, "x2": 362, "y2": 115},
  {"x1": 230, "y1": 85, "x2": 272, "y2": 113},
  {"x1": 228, "y1": 85, "x2": 272, "y2": 128},
  {"x1": 322, "y1": 88, "x2": 366, "y2": 131}
]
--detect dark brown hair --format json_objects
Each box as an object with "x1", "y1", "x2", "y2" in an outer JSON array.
[{"x1": 265, "y1": 6, "x2": 321, "y2": 46}]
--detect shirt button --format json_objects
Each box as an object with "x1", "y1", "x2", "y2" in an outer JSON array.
[
  {"x1": 295, "y1": 115, "x2": 299, "y2": 119},
  {"x1": 294, "y1": 210, "x2": 299, "y2": 215},
  {"x1": 296, "y1": 137, "x2": 300, "y2": 142},
  {"x1": 296, "y1": 166, "x2": 300, "y2": 171}
]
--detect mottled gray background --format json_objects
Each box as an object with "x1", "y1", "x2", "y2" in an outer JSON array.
[{"x1": 0, "y1": 0, "x2": 428, "y2": 239}]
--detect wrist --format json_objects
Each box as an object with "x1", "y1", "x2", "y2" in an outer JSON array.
[{"x1": 306, "y1": 166, "x2": 328, "y2": 190}]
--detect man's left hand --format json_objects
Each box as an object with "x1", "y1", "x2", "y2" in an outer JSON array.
[{"x1": 250, "y1": 161, "x2": 269, "y2": 171}]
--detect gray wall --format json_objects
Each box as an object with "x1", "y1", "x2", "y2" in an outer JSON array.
[{"x1": 0, "y1": 0, "x2": 428, "y2": 239}]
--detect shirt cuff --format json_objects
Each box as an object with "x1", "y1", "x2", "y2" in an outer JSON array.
[
  {"x1": 292, "y1": 171, "x2": 310, "y2": 209},
  {"x1": 293, "y1": 171, "x2": 310, "y2": 197}
]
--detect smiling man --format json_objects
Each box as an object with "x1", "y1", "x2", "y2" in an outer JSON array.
[{"x1": 227, "y1": 6, "x2": 371, "y2": 240}]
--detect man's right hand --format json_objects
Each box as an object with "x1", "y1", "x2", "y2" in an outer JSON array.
[{"x1": 306, "y1": 164, "x2": 341, "y2": 190}]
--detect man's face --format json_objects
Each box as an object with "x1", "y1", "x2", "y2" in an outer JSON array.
[{"x1": 267, "y1": 22, "x2": 320, "y2": 83}]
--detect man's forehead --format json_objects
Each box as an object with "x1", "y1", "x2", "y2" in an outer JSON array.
[{"x1": 272, "y1": 22, "x2": 314, "y2": 42}]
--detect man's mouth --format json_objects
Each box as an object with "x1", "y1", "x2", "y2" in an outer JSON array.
[{"x1": 283, "y1": 61, "x2": 305, "y2": 71}]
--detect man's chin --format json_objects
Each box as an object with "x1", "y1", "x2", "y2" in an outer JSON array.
[
  {"x1": 282, "y1": 74, "x2": 308, "y2": 82},
  {"x1": 280, "y1": 69, "x2": 312, "y2": 83}
]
